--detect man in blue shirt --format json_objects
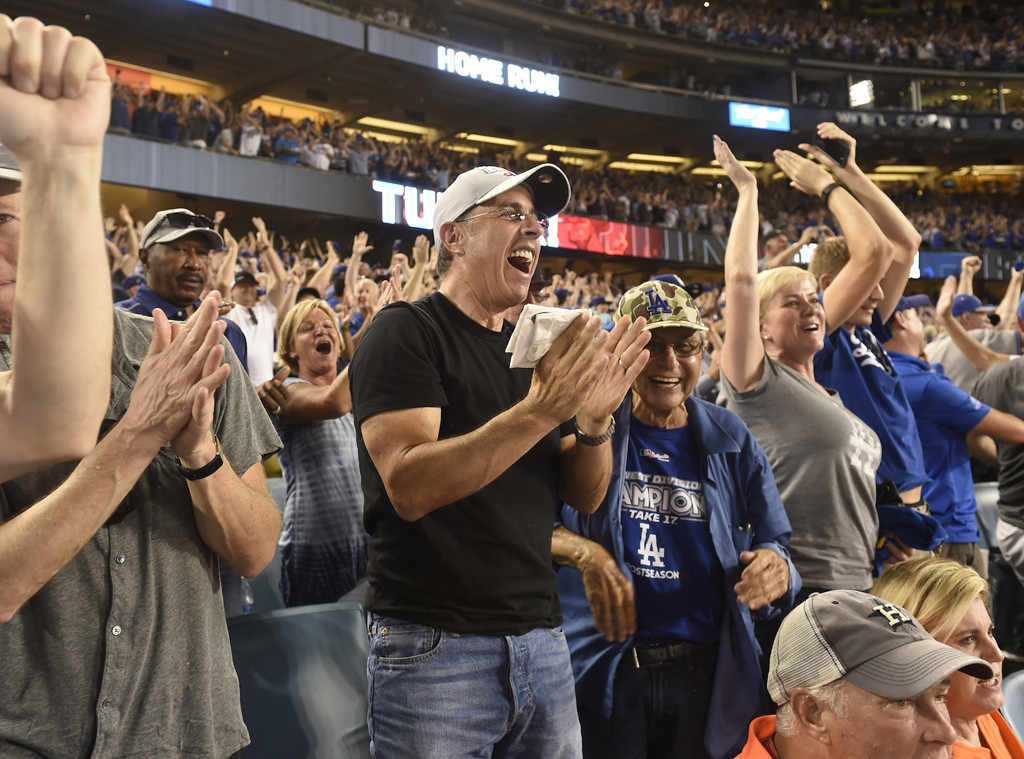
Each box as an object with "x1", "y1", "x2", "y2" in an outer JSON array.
[
  {"x1": 554, "y1": 280, "x2": 798, "y2": 759},
  {"x1": 884, "y1": 294, "x2": 1024, "y2": 574},
  {"x1": 117, "y1": 208, "x2": 248, "y2": 372}
]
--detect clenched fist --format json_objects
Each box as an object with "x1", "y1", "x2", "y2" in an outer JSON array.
[{"x1": 0, "y1": 16, "x2": 110, "y2": 163}]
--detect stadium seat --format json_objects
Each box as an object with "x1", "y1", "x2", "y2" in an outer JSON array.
[
  {"x1": 1002, "y1": 669, "x2": 1024, "y2": 737},
  {"x1": 976, "y1": 482, "x2": 1000, "y2": 551},
  {"x1": 229, "y1": 602, "x2": 370, "y2": 758}
]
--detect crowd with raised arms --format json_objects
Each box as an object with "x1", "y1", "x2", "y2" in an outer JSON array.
[{"x1": 8, "y1": 11, "x2": 1024, "y2": 759}]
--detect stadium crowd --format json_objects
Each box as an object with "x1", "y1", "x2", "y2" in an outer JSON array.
[
  {"x1": 555, "y1": 0, "x2": 1024, "y2": 73},
  {"x1": 107, "y1": 81, "x2": 1024, "y2": 255},
  {"x1": 8, "y1": 11, "x2": 1024, "y2": 759}
]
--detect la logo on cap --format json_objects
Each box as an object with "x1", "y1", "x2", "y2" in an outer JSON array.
[{"x1": 871, "y1": 603, "x2": 912, "y2": 629}]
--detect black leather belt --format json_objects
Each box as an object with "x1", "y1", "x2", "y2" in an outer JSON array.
[{"x1": 631, "y1": 641, "x2": 717, "y2": 669}]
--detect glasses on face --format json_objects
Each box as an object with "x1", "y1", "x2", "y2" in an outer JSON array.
[
  {"x1": 647, "y1": 335, "x2": 705, "y2": 360},
  {"x1": 458, "y1": 205, "x2": 549, "y2": 232}
]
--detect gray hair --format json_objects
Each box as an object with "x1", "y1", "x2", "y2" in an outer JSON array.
[{"x1": 774, "y1": 680, "x2": 848, "y2": 736}]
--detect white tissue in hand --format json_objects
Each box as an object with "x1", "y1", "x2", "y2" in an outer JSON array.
[{"x1": 506, "y1": 304, "x2": 585, "y2": 369}]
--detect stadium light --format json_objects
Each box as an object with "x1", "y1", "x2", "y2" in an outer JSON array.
[
  {"x1": 711, "y1": 159, "x2": 766, "y2": 170},
  {"x1": 873, "y1": 165, "x2": 938, "y2": 174},
  {"x1": 543, "y1": 144, "x2": 605, "y2": 156},
  {"x1": 626, "y1": 153, "x2": 691, "y2": 164},
  {"x1": 438, "y1": 142, "x2": 480, "y2": 154},
  {"x1": 690, "y1": 167, "x2": 730, "y2": 177},
  {"x1": 864, "y1": 173, "x2": 919, "y2": 182},
  {"x1": 525, "y1": 152, "x2": 548, "y2": 162},
  {"x1": 355, "y1": 117, "x2": 432, "y2": 135},
  {"x1": 455, "y1": 132, "x2": 520, "y2": 147},
  {"x1": 849, "y1": 79, "x2": 874, "y2": 108},
  {"x1": 607, "y1": 161, "x2": 678, "y2": 173}
]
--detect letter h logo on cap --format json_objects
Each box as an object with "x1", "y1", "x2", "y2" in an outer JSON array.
[{"x1": 871, "y1": 603, "x2": 913, "y2": 629}]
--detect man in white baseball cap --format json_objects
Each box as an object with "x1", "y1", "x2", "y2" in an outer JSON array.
[
  {"x1": 350, "y1": 163, "x2": 652, "y2": 757},
  {"x1": 737, "y1": 589, "x2": 993, "y2": 759}
]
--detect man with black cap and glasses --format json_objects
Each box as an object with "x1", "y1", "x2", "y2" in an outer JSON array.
[
  {"x1": 0, "y1": 16, "x2": 283, "y2": 756},
  {"x1": 117, "y1": 207, "x2": 249, "y2": 373},
  {"x1": 737, "y1": 589, "x2": 994, "y2": 759},
  {"x1": 351, "y1": 163, "x2": 651, "y2": 757},
  {"x1": 0, "y1": 16, "x2": 112, "y2": 484}
]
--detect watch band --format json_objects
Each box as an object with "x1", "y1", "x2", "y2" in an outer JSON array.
[
  {"x1": 177, "y1": 436, "x2": 225, "y2": 481},
  {"x1": 574, "y1": 417, "x2": 615, "y2": 446},
  {"x1": 821, "y1": 181, "x2": 843, "y2": 205}
]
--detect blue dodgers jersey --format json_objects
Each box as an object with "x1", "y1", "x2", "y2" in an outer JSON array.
[
  {"x1": 890, "y1": 353, "x2": 991, "y2": 543},
  {"x1": 621, "y1": 417, "x2": 724, "y2": 644},
  {"x1": 813, "y1": 310, "x2": 928, "y2": 491}
]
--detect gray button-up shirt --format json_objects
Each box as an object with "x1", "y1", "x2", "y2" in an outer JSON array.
[{"x1": 0, "y1": 309, "x2": 282, "y2": 758}]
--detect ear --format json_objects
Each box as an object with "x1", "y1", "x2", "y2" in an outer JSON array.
[
  {"x1": 788, "y1": 689, "x2": 833, "y2": 745},
  {"x1": 139, "y1": 247, "x2": 151, "y2": 270},
  {"x1": 891, "y1": 310, "x2": 910, "y2": 330},
  {"x1": 817, "y1": 271, "x2": 834, "y2": 292},
  {"x1": 441, "y1": 221, "x2": 466, "y2": 257}
]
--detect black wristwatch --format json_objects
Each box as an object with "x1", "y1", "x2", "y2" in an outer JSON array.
[
  {"x1": 574, "y1": 418, "x2": 615, "y2": 446},
  {"x1": 177, "y1": 436, "x2": 225, "y2": 481}
]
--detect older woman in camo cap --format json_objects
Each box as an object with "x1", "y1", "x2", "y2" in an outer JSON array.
[{"x1": 553, "y1": 278, "x2": 800, "y2": 759}]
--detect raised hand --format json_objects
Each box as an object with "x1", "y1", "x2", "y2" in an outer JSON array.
[
  {"x1": 352, "y1": 230, "x2": 373, "y2": 258},
  {"x1": 117, "y1": 203, "x2": 133, "y2": 226},
  {"x1": 412, "y1": 234, "x2": 430, "y2": 266},
  {"x1": 578, "y1": 315, "x2": 651, "y2": 427},
  {"x1": 961, "y1": 255, "x2": 982, "y2": 276},
  {"x1": 797, "y1": 121, "x2": 858, "y2": 174},
  {"x1": 121, "y1": 292, "x2": 232, "y2": 451},
  {"x1": 0, "y1": 15, "x2": 110, "y2": 161},
  {"x1": 713, "y1": 134, "x2": 756, "y2": 191},
  {"x1": 773, "y1": 148, "x2": 834, "y2": 198},
  {"x1": 936, "y1": 274, "x2": 957, "y2": 318}
]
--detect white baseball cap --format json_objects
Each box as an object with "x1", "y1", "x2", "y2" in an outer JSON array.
[
  {"x1": 0, "y1": 143, "x2": 21, "y2": 183},
  {"x1": 139, "y1": 208, "x2": 224, "y2": 251},
  {"x1": 432, "y1": 164, "x2": 571, "y2": 244}
]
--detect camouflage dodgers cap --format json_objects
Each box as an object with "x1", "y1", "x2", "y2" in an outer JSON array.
[
  {"x1": 615, "y1": 279, "x2": 708, "y2": 332},
  {"x1": 768, "y1": 589, "x2": 993, "y2": 706}
]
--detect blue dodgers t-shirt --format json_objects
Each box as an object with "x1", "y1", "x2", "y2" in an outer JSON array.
[
  {"x1": 890, "y1": 352, "x2": 991, "y2": 543},
  {"x1": 813, "y1": 310, "x2": 928, "y2": 491},
  {"x1": 621, "y1": 417, "x2": 724, "y2": 644}
]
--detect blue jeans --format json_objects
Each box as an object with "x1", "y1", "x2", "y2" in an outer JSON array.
[{"x1": 366, "y1": 613, "x2": 583, "y2": 758}]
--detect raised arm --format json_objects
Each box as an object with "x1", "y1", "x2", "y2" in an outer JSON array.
[
  {"x1": 959, "y1": 255, "x2": 981, "y2": 296},
  {"x1": 117, "y1": 203, "x2": 139, "y2": 274},
  {"x1": 344, "y1": 231, "x2": 371, "y2": 308},
  {"x1": 0, "y1": 16, "x2": 113, "y2": 481},
  {"x1": 936, "y1": 275, "x2": 1010, "y2": 371},
  {"x1": 716, "y1": 135, "x2": 766, "y2": 393},
  {"x1": 213, "y1": 227, "x2": 239, "y2": 297},
  {"x1": 800, "y1": 123, "x2": 920, "y2": 322},
  {"x1": 773, "y1": 148, "x2": 893, "y2": 334},
  {"x1": 252, "y1": 216, "x2": 288, "y2": 311},
  {"x1": 306, "y1": 239, "x2": 339, "y2": 296},
  {"x1": 402, "y1": 234, "x2": 431, "y2": 302},
  {"x1": 995, "y1": 264, "x2": 1023, "y2": 331}
]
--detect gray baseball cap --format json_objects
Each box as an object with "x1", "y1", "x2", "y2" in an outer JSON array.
[
  {"x1": 432, "y1": 164, "x2": 570, "y2": 244},
  {"x1": 0, "y1": 143, "x2": 21, "y2": 183},
  {"x1": 768, "y1": 589, "x2": 993, "y2": 705},
  {"x1": 139, "y1": 208, "x2": 224, "y2": 251}
]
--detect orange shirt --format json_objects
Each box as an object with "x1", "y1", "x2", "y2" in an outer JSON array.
[
  {"x1": 735, "y1": 715, "x2": 781, "y2": 759},
  {"x1": 952, "y1": 712, "x2": 1024, "y2": 759}
]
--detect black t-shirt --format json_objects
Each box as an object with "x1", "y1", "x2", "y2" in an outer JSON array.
[
  {"x1": 350, "y1": 292, "x2": 569, "y2": 634},
  {"x1": 972, "y1": 360, "x2": 1024, "y2": 528}
]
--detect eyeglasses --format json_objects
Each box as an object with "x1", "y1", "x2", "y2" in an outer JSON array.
[
  {"x1": 647, "y1": 336, "x2": 705, "y2": 359},
  {"x1": 458, "y1": 205, "x2": 549, "y2": 232}
]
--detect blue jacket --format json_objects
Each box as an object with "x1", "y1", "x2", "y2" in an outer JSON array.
[{"x1": 558, "y1": 396, "x2": 800, "y2": 759}]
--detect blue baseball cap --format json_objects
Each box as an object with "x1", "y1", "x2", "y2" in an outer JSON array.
[
  {"x1": 894, "y1": 294, "x2": 931, "y2": 312},
  {"x1": 952, "y1": 294, "x2": 996, "y2": 317}
]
